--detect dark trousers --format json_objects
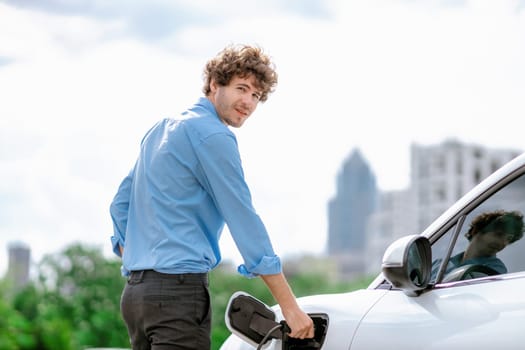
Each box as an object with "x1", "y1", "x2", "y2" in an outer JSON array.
[{"x1": 120, "y1": 270, "x2": 211, "y2": 350}]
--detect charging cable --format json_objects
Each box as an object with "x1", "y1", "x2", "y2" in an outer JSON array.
[{"x1": 256, "y1": 321, "x2": 289, "y2": 350}]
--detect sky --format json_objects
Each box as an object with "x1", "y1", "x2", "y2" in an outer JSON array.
[{"x1": 1, "y1": 0, "x2": 525, "y2": 277}]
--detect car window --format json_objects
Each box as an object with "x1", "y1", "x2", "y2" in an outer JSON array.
[{"x1": 430, "y1": 172, "x2": 525, "y2": 284}]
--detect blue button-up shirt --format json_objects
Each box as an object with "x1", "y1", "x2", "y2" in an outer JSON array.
[{"x1": 110, "y1": 97, "x2": 281, "y2": 277}]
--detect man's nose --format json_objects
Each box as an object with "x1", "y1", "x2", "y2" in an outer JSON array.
[{"x1": 243, "y1": 94, "x2": 255, "y2": 107}]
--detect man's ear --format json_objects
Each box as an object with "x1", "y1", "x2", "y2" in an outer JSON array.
[{"x1": 210, "y1": 78, "x2": 218, "y2": 93}]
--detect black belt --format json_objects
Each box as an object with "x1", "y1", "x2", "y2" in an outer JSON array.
[{"x1": 129, "y1": 269, "x2": 208, "y2": 283}]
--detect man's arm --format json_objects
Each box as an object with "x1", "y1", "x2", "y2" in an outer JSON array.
[
  {"x1": 260, "y1": 273, "x2": 314, "y2": 339},
  {"x1": 109, "y1": 169, "x2": 134, "y2": 257}
]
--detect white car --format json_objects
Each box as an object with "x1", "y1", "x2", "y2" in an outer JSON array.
[{"x1": 221, "y1": 153, "x2": 525, "y2": 350}]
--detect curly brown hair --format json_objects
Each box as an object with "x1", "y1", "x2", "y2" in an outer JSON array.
[
  {"x1": 466, "y1": 209, "x2": 525, "y2": 243},
  {"x1": 202, "y1": 44, "x2": 278, "y2": 102}
]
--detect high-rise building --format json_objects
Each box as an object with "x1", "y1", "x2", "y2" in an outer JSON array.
[
  {"x1": 328, "y1": 149, "x2": 378, "y2": 253},
  {"x1": 6, "y1": 241, "x2": 31, "y2": 290},
  {"x1": 410, "y1": 139, "x2": 521, "y2": 233},
  {"x1": 366, "y1": 188, "x2": 414, "y2": 273},
  {"x1": 327, "y1": 149, "x2": 378, "y2": 278}
]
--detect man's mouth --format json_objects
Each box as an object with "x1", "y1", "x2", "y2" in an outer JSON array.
[
  {"x1": 489, "y1": 243, "x2": 503, "y2": 251},
  {"x1": 236, "y1": 109, "x2": 247, "y2": 117}
]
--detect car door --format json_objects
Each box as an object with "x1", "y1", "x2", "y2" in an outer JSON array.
[
  {"x1": 350, "y1": 274, "x2": 525, "y2": 350},
  {"x1": 349, "y1": 164, "x2": 525, "y2": 350}
]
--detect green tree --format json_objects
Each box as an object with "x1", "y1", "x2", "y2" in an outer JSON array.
[
  {"x1": 4, "y1": 242, "x2": 375, "y2": 350},
  {"x1": 35, "y1": 243, "x2": 129, "y2": 350},
  {"x1": 12, "y1": 284, "x2": 46, "y2": 349},
  {"x1": 0, "y1": 281, "x2": 36, "y2": 350}
]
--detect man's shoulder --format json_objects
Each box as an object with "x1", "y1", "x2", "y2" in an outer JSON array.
[{"x1": 182, "y1": 113, "x2": 233, "y2": 140}]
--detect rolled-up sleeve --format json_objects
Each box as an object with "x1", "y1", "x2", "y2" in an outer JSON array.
[{"x1": 237, "y1": 255, "x2": 282, "y2": 278}]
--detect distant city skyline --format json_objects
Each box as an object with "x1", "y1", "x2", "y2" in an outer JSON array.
[
  {"x1": 327, "y1": 139, "x2": 522, "y2": 278},
  {"x1": 5, "y1": 139, "x2": 523, "y2": 282}
]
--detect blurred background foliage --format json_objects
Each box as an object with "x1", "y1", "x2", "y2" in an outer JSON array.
[{"x1": 0, "y1": 243, "x2": 374, "y2": 350}]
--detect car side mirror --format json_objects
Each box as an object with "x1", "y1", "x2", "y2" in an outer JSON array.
[{"x1": 382, "y1": 235, "x2": 432, "y2": 296}]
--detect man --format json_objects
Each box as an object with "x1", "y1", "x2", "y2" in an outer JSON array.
[
  {"x1": 109, "y1": 44, "x2": 314, "y2": 349},
  {"x1": 431, "y1": 209, "x2": 524, "y2": 281},
  {"x1": 451, "y1": 209, "x2": 524, "y2": 274}
]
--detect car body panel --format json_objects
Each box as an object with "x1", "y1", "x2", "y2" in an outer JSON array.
[{"x1": 351, "y1": 273, "x2": 525, "y2": 350}]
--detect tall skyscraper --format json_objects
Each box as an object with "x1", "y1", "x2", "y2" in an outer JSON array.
[
  {"x1": 6, "y1": 241, "x2": 31, "y2": 290},
  {"x1": 328, "y1": 149, "x2": 378, "y2": 254}
]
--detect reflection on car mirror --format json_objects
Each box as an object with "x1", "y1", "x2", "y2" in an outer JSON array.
[{"x1": 382, "y1": 235, "x2": 432, "y2": 296}]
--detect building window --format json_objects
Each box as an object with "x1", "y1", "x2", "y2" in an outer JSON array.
[
  {"x1": 435, "y1": 185, "x2": 446, "y2": 201},
  {"x1": 491, "y1": 160, "x2": 500, "y2": 173},
  {"x1": 473, "y1": 148, "x2": 483, "y2": 158},
  {"x1": 474, "y1": 168, "x2": 482, "y2": 183}
]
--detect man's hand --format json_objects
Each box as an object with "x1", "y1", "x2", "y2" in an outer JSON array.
[
  {"x1": 260, "y1": 273, "x2": 314, "y2": 339},
  {"x1": 281, "y1": 307, "x2": 314, "y2": 339}
]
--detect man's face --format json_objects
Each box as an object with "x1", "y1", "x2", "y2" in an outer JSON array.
[
  {"x1": 209, "y1": 75, "x2": 262, "y2": 128},
  {"x1": 472, "y1": 230, "x2": 512, "y2": 257}
]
